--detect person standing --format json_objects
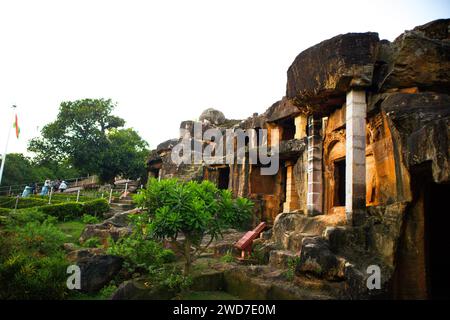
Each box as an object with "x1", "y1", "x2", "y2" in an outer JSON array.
[
  {"x1": 59, "y1": 180, "x2": 68, "y2": 193},
  {"x1": 40, "y1": 179, "x2": 51, "y2": 196}
]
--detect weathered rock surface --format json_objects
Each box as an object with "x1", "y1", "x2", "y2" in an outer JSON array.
[
  {"x1": 199, "y1": 108, "x2": 226, "y2": 125},
  {"x1": 104, "y1": 208, "x2": 140, "y2": 227},
  {"x1": 265, "y1": 98, "x2": 300, "y2": 122},
  {"x1": 111, "y1": 277, "x2": 178, "y2": 300},
  {"x1": 382, "y1": 92, "x2": 450, "y2": 183},
  {"x1": 287, "y1": 32, "x2": 379, "y2": 110},
  {"x1": 79, "y1": 222, "x2": 132, "y2": 244},
  {"x1": 381, "y1": 19, "x2": 450, "y2": 92},
  {"x1": 296, "y1": 237, "x2": 346, "y2": 281},
  {"x1": 77, "y1": 255, "x2": 123, "y2": 293}
]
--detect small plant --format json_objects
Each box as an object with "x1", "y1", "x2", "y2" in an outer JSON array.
[
  {"x1": 81, "y1": 214, "x2": 100, "y2": 224},
  {"x1": 83, "y1": 237, "x2": 102, "y2": 248},
  {"x1": 283, "y1": 256, "x2": 301, "y2": 281},
  {"x1": 220, "y1": 250, "x2": 235, "y2": 263},
  {"x1": 98, "y1": 283, "x2": 118, "y2": 299}
]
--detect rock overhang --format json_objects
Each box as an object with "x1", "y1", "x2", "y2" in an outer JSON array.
[{"x1": 286, "y1": 32, "x2": 380, "y2": 112}]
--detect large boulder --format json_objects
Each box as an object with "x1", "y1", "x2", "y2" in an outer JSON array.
[
  {"x1": 380, "y1": 19, "x2": 450, "y2": 92},
  {"x1": 77, "y1": 255, "x2": 123, "y2": 293},
  {"x1": 199, "y1": 108, "x2": 226, "y2": 125},
  {"x1": 296, "y1": 237, "x2": 346, "y2": 281},
  {"x1": 287, "y1": 32, "x2": 379, "y2": 110}
]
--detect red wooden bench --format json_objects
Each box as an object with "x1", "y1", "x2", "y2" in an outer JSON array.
[{"x1": 234, "y1": 222, "x2": 266, "y2": 259}]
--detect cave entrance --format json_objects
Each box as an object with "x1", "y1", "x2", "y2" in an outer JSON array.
[
  {"x1": 218, "y1": 166, "x2": 230, "y2": 190},
  {"x1": 393, "y1": 162, "x2": 450, "y2": 299},
  {"x1": 425, "y1": 180, "x2": 450, "y2": 299},
  {"x1": 333, "y1": 158, "x2": 346, "y2": 207}
]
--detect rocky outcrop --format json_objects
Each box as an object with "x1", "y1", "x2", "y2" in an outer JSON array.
[
  {"x1": 79, "y1": 222, "x2": 132, "y2": 244},
  {"x1": 67, "y1": 250, "x2": 123, "y2": 293},
  {"x1": 296, "y1": 237, "x2": 346, "y2": 281},
  {"x1": 381, "y1": 92, "x2": 450, "y2": 183},
  {"x1": 199, "y1": 108, "x2": 226, "y2": 125},
  {"x1": 380, "y1": 19, "x2": 450, "y2": 92},
  {"x1": 287, "y1": 32, "x2": 379, "y2": 110}
]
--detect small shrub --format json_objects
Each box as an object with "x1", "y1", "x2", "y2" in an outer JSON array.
[
  {"x1": 39, "y1": 202, "x2": 84, "y2": 221},
  {"x1": 82, "y1": 198, "x2": 109, "y2": 217},
  {"x1": 107, "y1": 237, "x2": 174, "y2": 274},
  {"x1": 81, "y1": 214, "x2": 100, "y2": 224},
  {"x1": 7, "y1": 208, "x2": 50, "y2": 225},
  {"x1": 98, "y1": 283, "x2": 118, "y2": 299},
  {"x1": 83, "y1": 237, "x2": 102, "y2": 248},
  {"x1": 283, "y1": 256, "x2": 301, "y2": 281},
  {"x1": 0, "y1": 196, "x2": 51, "y2": 209},
  {"x1": 221, "y1": 250, "x2": 235, "y2": 263},
  {"x1": 0, "y1": 208, "x2": 11, "y2": 215},
  {"x1": 0, "y1": 252, "x2": 68, "y2": 299}
]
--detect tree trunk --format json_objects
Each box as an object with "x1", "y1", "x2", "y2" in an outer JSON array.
[{"x1": 183, "y1": 237, "x2": 191, "y2": 275}]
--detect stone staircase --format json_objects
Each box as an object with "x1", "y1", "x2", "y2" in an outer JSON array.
[{"x1": 106, "y1": 196, "x2": 136, "y2": 218}]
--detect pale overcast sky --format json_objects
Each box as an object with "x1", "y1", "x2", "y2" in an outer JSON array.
[{"x1": 0, "y1": 0, "x2": 449, "y2": 155}]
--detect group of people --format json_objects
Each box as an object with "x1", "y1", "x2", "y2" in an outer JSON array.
[{"x1": 21, "y1": 179, "x2": 68, "y2": 197}]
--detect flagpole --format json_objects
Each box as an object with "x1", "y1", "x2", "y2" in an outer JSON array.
[{"x1": 0, "y1": 105, "x2": 17, "y2": 186}]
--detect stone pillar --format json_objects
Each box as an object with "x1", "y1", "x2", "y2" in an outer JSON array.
[
  {"x1": 345, "y1": 90, "x2": 367, "y2": 225},
  {"x1": 294, "y1": 114, "x2": 307, "y2": 140},
  {"x1": 283, "y1": 161, "x2": 299, "y2": 212},
  {"x1": 306, "y1": 115, "x2": 323, "y2": 216}
]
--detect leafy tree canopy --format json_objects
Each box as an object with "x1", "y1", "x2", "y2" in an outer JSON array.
[{"x1": 28, "y1": 98, "x2": 148, "y2": 182}]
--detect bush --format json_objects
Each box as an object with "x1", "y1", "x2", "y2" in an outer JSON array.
[
  {"x1": 7, "y1": 208, "x2": 53, "y2": 226},
  {"x1": 0, "y1": 219, "x2": 69, "y2": 299},
  {"x1": 83, "y1": 237, "x2": 102, "y2": 248},
  {"x1": 0, "y1": 196, "x2": 52, "y2": 209},
  {"x1": 135, "y1": 178, "x2": 253, "y2": 274},
  {"x1": 0, "y1": 252, "x2": 68, "y2": 299},
  {"x1": 39, "y1": 202, "x2": 84, "y2": 221},
  {"x1": 107, "y1": 236, "x2": 175, "y2": 274},
  {"x1": 0, "y1": 208, "x2": 11, "y2": 215},
  {"x1": 81, "y1": 214, "x2": 100, "y2": 224},
  {"x1": 38, "y1": 199, "x2": 110, "y2": 221},
  {"x1": 82, "y1": 198, "x2": 109, "y2": 217}
]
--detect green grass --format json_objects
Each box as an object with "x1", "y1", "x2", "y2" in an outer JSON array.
[
  {"x1": 57, "y1": 220, "x2": 86, "y2": 243},
  {"x1": 177, "y1": 291, "x2": 240, "y2": 300}
]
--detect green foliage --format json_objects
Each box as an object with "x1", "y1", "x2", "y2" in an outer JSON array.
[
  {"x1": 283, "y1": 256, "x2": 301, "y2": 281},
  {"x1": 0, "y1": 208, "x2": 11, "y2": 215},
  {"x1": 107, "y1": 236, "x2": 175, "y2": 274},
  {"x1": 0, "y1": 252, "x2": 69, "y2": 299},
  {"x1": 98, "y1": 283, "x2": 118, "y2": 299},
  {"x1": 27, "y1": 98, "x2": 148, "y2": 181},
  {"x1": 99, "y1": 128, "x2": 149, "y2": 182},
  {"x1": 148, "y1": 265, "x2": 193, "y2": 291},
  {"x1": 6, "y1": 207, "x2": 51, "y2": 226},
  {"x1": 39, "y1": 202, "x2": 84, "y2": 221},
  {"x1": 38, "y1": 198, "x2": 110, "y2": 221},
  {"x1": 83, "y1": 237, "x2": 102, "y2": 248},
  {"x1": 220, "y1": 250, "x2": 235, "y2": 263},
  {"x1": 135, "y1": 178, "x2": 253, "y2": 274},
  {"x1": 0, "y1": 153, "x2": 78, "y2": 188},
  {"x1": 0, "y1": 216, "x2": 69, "y2": 299},
  {"x1": 82, "y1": 198, "x2": 109, "y2": 217},
  {"x1": 81, "y1": 214, "x2": 100, "y2": 224},
  {"x1": 0, "y1": 196, "x2": 52, "y2": 209}
]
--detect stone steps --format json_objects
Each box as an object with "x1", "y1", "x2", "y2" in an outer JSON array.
[{"x1": 269, "y1": 250, "x2": 298, "y2": 269}]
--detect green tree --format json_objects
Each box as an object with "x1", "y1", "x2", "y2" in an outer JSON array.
[
  {"x1": 28, "y1": 98, "x2": 125, "y2": 176},
  {"x1": 99, "y1": 128, "x2": 149, "y2": 182},
  {"x1": 134, "y1": 178, "x2": 253, "y2": 275},
  {"x1": 0, "y1": 153, "x2": 78, "y2": 187},
  {"x1": 28, "y1": 99, "x2": 148, "y2": 182}
]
